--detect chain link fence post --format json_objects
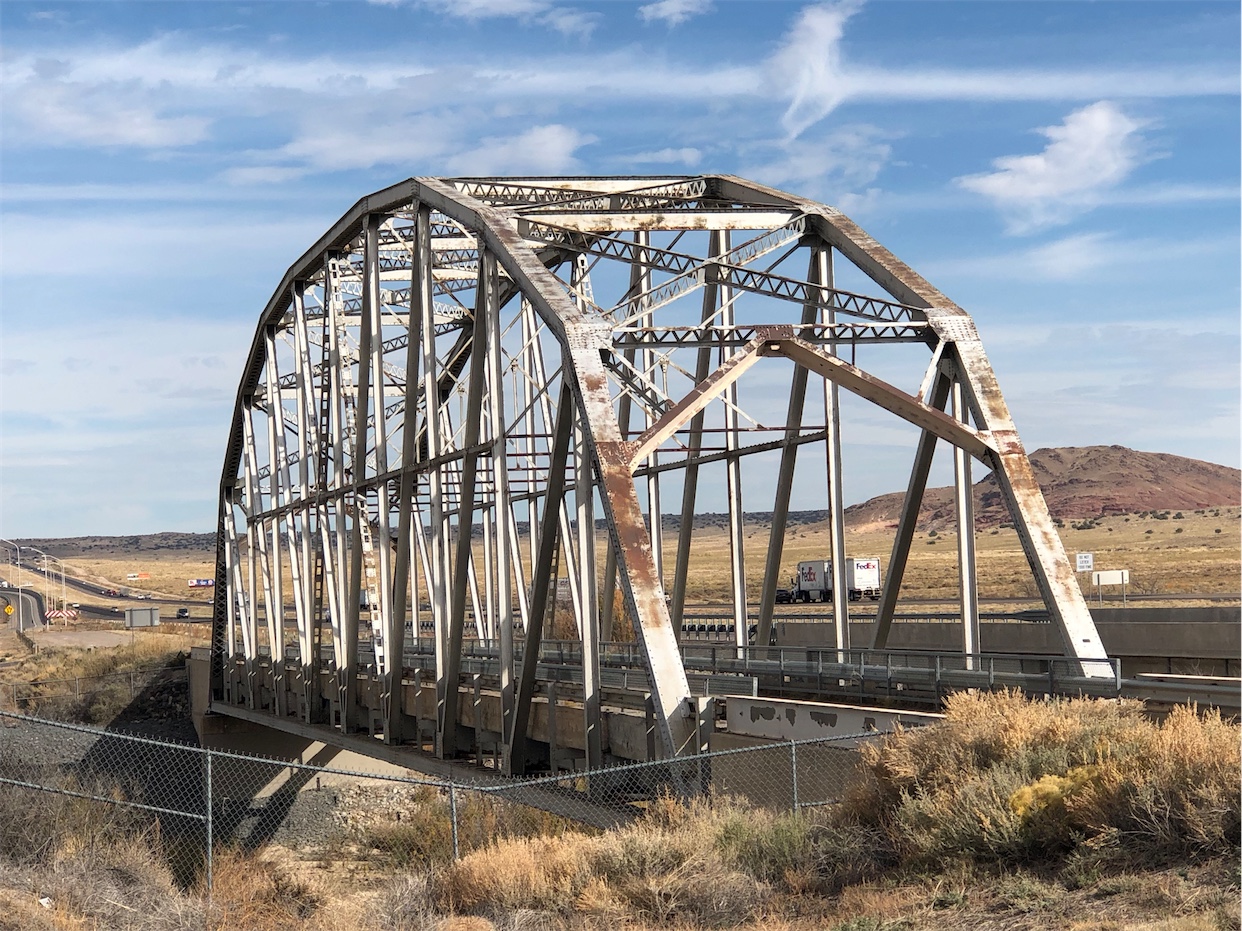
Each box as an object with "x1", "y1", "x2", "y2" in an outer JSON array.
[
  {"x1": 448, "y1": 777, "x2": 460, "y2": 860},
  {"x1": 205, "y1": 747, "x2": 214, "y2": 901},
  {"x1": 790, "y1": 739, "x2": 799, "y2": 813}
]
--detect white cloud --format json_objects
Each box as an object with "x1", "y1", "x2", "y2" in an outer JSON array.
[
  {"x1": 925, "y1": 231, "x2": 1237, "y2": 284},
  {"x1": 986, "y1": 323, "x2": 1240, "y2": 463},
  {"x1": 273, "y1": 113, "x2": 455, "y2": 172},
  {"x1": 626, "y1": 147, "x2": 703, "y2": 167},
  {"x1": 447, "y1": 124, "x2": 595, "y2": 176},
  {"x1": 416, "y1": 0, "x2": 597, "y2": 36},
  {"x1": 540, "y1": 8, "x2": 600, "y2": 38},
  {"x1": 766, "y1": 5, "x2": 1233, "y2": 139},
  {"x1": 741, "y1": 124, "x2": 892, "y2": 201},
  {"x1": 218, "y1": 166, "x2": 311, "y2": 186},
  {"x1": 8, "y1": 81, "x2": 210, "y2": 148},
  {"x1": 638, "y1": 0, "x2": 714, "y2": 27},
  {"x1": 420, "y1": 0, "x2": 549, "y2": 17},
  {"x1": 771, "y1": 0, "x2": 862, "y2": 139},
  {"x1": 956, "y1": 101, "x2": 1147, "y2": 232}
]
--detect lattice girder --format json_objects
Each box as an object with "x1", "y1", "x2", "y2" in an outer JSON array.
[{"x1": 212, "y1": 175, "x2": 1109, "y2": 773}]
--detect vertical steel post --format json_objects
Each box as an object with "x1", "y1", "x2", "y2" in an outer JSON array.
[
  {"x1": 487, "y1": 269, "x2": 516, "y2": 751},
  {"x1": 442, "y1": 249, "x2": 493, "y2": 758},
  {"x1": 343, "y1": 219, "x2": 380, "y2": 733},
  {"x1": 509, "y1": 383, "x2": 574, "y2": 774},
  {"x1": 262, "y1": 327, "x2": 287, "y2": 714},
  {"x1": 953, "y1": 372, "x2": 981, "y2": 667},
  {"x1": 289, "y1": 281, "x2": 316, "y2": 717},
  {"x1": 818, "y1": 249, "x2": 850, "y2": 655},
  {"x1": 719, "y1": 231, "x2": 748, "y2": 649},
  {"x1": 757, "y1": 247, "x2": 822, "y2": 648},
  {"x1": 364, "y1": 214, "x2": 395, "y2": 692},
  {"x1": 576, "y1": 416, "x2": 603, "y2": 769},
  {"x1": 390, "y1": 204, "x2": 429, "y2": 744},
  {"x1": 671, "y1": 230, "x2": 725, "y2": 639}
]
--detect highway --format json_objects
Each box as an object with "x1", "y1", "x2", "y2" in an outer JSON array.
[
  {"x1": 5, "y1": 558, "x2": 207, "y2": 620},
  {"x1": 0, "y1": 587, "x2": 45, "y2": 632}
]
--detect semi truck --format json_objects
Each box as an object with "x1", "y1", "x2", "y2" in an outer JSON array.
[{"x1": 793, "y1": 557, "x2": 882, "y2": 603}]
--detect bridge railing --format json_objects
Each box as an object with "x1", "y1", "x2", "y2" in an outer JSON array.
[{"x1": 0, "y1": 709, "x2": 882, "y2": 894}]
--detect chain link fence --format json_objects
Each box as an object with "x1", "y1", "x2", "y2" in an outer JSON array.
[
  {"x1": 5, "y1": 665, "x2": 188, "y2": 712},
  {"x1": 0, "y1": 708, "x2": 880, "y2": 892}
]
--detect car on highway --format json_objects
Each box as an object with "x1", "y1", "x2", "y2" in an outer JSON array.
[
  {"x1": 175, "y1": 608, "x2": 190, "y2": 619},
  {"x1": 774, "y1": 588, "x2": 793, "y2": 604}
]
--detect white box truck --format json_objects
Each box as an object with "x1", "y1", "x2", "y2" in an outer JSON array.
[
  {"x1": 846, "y1": 557, "x2": 882, "y2": 601},
  {"x1": 793, "y1": 557, "x2": 883, "y2": 603},
  {"x1": 794, "y1": 560, "x2": 832, "y2": 603}
]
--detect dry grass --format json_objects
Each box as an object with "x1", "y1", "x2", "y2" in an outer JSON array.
[
  {"x1": 678, "y1": 507, "x2": 1241, "y2": 603},
  {"x1": 0, "y1": 637, "x2": 190, "y2": 721},
  {"x1": 56, "y1": 552, "x2": 218, "y2": 604},
  {"x1": 17, "y1": 506, "x2": 1238, "y2": 616},
  {"x1": 375, "y1": 693, "x2": 1241, "y2": 929},
  {"x1": 844, "y1": 691, "x2": 1242, "y2": 869}
]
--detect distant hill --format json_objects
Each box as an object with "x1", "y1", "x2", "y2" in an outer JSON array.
[
  {"x1": 16, "y1": 447, "x2": 1240, "y2": 553},
  {"x1": 14, "y1": 532, "x2": 215, "y2": 558},
  {"x1": 843, "y1": 445, "x2": 1241, "y2": 532}
]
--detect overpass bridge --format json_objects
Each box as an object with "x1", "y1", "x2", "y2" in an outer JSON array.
[{"x1": 209, "y1": 175, "x2": 1143, "y2": 777}]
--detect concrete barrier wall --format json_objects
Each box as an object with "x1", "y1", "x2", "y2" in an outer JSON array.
[{"x1": 775, "y1": 607, "x2": 1240, "y2": 674}]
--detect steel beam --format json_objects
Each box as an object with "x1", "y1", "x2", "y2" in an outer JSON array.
[
  {"x1": 953, "y1": 371, "x2": 981, "y2": 665},
  {"x1": 510, "y1": 383, "x2": 574, "y2": 774},
  {"x1": 214, "y1": 174, "x2": 1113, "y2": 773},
  {"x1": 872, "y1": 371, "x2": 953, "y2": 649}
]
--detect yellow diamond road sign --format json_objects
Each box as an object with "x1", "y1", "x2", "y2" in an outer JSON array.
[{"x1": 4, "y1": 604, "x2": 13, "y2": 616}]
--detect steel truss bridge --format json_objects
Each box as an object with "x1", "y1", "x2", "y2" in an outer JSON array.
[{"x1": 211, "y1": 175, "x2": 1110, "y2": 774}]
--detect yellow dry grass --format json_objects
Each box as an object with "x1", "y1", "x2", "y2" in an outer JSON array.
[
  {"x1": 677, "y1": 506, "x2": 1241, "y2": 603},
  {"x1": 13, "y1": 505, "x2": 1236, "y2": 620}
]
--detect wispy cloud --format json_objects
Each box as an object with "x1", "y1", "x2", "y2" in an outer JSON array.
[
  {"x1": 625, "y1": 146, "x2": 703, "y2": 167},
  {"x1": 447, "y1": 124, "x2": 595, "y2": 175},
  {"x1": 771, "y1": 0, "x2": 862, "y2": 139},
  {"x1": 638, "y1": 0, "x2": 714, "y2": 27},
  {"x1": 926, "y1": 230, "x2": 1237, "y2": 284},
  {"x1": 7, "y1": 80, "x2": 210, "y2": 148},
  {"x1": 741, "y1": 124, "x2": 892, "y2": 202},
  {"x1": 415, "y1": 0, "x2": 599, "y2": 37},
  {"x1": 3, "y1": 12, "x2": 1233, "y2": 163},
  {"x1": 987, "y1": 322, "x2": 1239, "y2": 460},
  {"x1": 956, "y1": 102, "x2": 1148, "y2": 232},
  {"x1": 767, "y1": 3, "x2": 1234, "y2": 139}
]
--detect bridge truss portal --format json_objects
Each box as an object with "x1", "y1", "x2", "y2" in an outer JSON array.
[{"x1": 212, "y1": 175, "x2": 1109, "y2": 773}]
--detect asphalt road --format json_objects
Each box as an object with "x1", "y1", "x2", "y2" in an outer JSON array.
[
  {"x1": 8, "y1": 558, "x2": 207, "y2": 621},
  {"x1": 0, "y1": 587, "x2": 45, "y2": 631}
]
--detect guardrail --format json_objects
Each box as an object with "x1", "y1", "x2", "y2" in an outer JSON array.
[{"x1": 251, "y1": 637, "x2": 1122, "y2": 704}]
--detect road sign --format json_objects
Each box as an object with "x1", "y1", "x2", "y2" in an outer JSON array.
[
  {"x1": 1093, "y1": 570, "x2": 1129, "y2": 586},
  {"x1": 1076, "y1": 552, "x2": 1094, "y2": 572},
  {"x1": 3, "y1": 604, "x2": 12, "y2": 616}
]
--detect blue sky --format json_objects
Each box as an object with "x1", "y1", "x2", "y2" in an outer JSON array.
[{"x1": 0, "y1": 0, "x2": 1237, "y2": 537}]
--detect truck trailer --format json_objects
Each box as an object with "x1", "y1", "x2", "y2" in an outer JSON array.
[{"x1": 793, "y1": 557, "x2": 882, "y2": 603}]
